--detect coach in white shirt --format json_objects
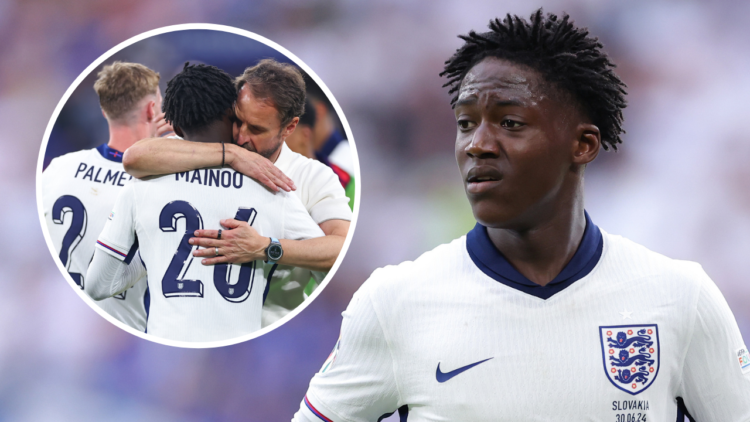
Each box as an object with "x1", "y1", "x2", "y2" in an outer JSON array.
[
  {"x1": 86, "y1": 63, "x2": 325, "y2": 342},
  {"x1": 122, "y1": 59, "x2": 352, "y2": 322}
]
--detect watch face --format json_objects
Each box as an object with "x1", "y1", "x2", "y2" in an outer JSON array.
[{"x1": 268, "y1": 244, "x2": 283, "y2": 261}]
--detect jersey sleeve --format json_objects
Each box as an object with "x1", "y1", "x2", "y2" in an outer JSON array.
[
  {"x1": 301, "y1": 161, "x2": 352, "y2": 224},
  {"x1": 294, "y1": 278, "x2": 400, "y2": 422},
  {"x1": 678, "y1": 269, "x2": 750, "y2": 421},
  {"x1": 85, "y1": 248, "x2": 147, "y2": 300},
  {"x1": 96, "y1": 183, "x2": 138, "y2": 261},
  {"x1": 283, "y1": 194, "x2": 326, "y2": 241}
]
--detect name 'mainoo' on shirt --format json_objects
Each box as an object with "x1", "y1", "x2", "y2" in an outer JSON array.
[{"x1": 175, "y1": 169, "x2": 244, "y2": 189}]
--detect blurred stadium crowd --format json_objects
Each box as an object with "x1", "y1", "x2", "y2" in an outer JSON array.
[{"x1": 1, "y1": 0, "x2": 749, "y2": 420}]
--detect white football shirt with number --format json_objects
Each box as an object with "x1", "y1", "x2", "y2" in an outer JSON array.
[
  {"x1": 294, "y1": 213, "x2": 750, "y2": 422},
  {"x1": 95, "y1": 166, "x2": 324, "y2": 343},
  {"x1": 42, "y1": 144, "x2": 148, "y2": 331}
]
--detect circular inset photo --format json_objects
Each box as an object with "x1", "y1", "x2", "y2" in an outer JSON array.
[{"x1": 36, "y1": 24, "x2": 359, "y2": 348}]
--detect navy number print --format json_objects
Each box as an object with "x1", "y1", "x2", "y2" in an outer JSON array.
[
  {"x1": 159, "y1": 201, "x2": 204, "y2": 297},
  {"x1": 52, "y1": 195, "x2": 87, "y2": 288},
  {"x1": 213, "y1": 208, "x2": 258, "y2": 302}
]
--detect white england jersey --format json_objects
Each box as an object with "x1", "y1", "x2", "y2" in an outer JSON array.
[
  {"x1": 296, "y1": 213, "x2": 750, "y2": 422},
  {"x1": 275, "y1": 142, "x2": 352, "y2": 225},
  {"x1": 42, "y1": 145, "x2": 148, "y2": 331},
  {"x1": 95, "y1": 165, "x2": 324, "y2": 343},
  {"x1": 262, "y1": 143, "x2": 353, "y2": 327}
]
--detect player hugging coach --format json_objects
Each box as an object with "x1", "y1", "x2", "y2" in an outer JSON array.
[
  {"x1": 85, "y1": 63, "x2": 325, "y2": 343},
  {"x1": 121, "y1": 59, "x2": 353, "y2": 327},
  {"x1": 294, "y1": 9, "x2": 750, "y2": 422}
]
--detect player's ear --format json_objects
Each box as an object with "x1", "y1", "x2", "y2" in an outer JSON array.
[
  {"x1": 572, "y1": 123, "x2": 601, "y2": 166},
  {"x1": 281, "y1": 117, "x2": 300, "y2": 139},
  {"x1": 146, "y1": 99, "x2": 157, "y2": 122}
]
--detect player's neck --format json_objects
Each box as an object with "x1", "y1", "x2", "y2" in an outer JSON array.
[
  {"x1": 182, "y1": 130, "x2": 231, "y2": 146},
  {"x1": 485, "y1": 183, "x2": 586, "y2": 287},
  {"x1": 268, "y1": 145, "x2": 283, "y2": 163},
  {"x1": 185, "y1": 133, "x2": 218, "y2": 144},
  {"x1": 182, "y1": 119, "x2": 233, "y2": 146},
  {"x1": 107, "y1": 122, "x2": 152, "y2": 153}
]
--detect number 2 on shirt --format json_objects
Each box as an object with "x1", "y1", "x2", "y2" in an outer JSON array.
[{"x1": 52, "y1": 195, "x2": 87, "y2": 288}]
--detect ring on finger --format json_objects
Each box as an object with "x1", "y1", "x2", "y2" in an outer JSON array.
[
  {"x1": 217, "y1": 229, "x2": 222, "y2": 240},
  {"x1": 214, "y1": 247, "x2": 219, "y2": 256}
]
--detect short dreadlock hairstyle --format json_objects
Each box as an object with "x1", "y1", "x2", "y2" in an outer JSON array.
[
  {"x1": 163, "y1": 62, "x2": 236, "y2": 133},
  {"x1": 441, "y1": 9, "x2": 627, "y2": 150}
]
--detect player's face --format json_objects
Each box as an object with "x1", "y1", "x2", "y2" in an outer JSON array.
[
  {"x1": 454, "y1": 57, "x2": 583, "y2": 228},
  {"x1": 233, "y1": 85, "x2": 286, "y2": 161}
]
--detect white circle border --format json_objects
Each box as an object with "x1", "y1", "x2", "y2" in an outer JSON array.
[{"x1": 35, "y1": 23, "x2": 362, "y2": 349}]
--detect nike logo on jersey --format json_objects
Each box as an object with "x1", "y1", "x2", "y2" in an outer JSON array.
[{"x1": 436, "y1": 357, "x2": 493, "y2": 383}]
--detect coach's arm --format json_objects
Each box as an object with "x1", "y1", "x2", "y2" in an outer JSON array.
[
  {"x1": 188, "y1": 219, "x2": 349, "y2": 272},
  {"x1": 123, "y1": 137, "x2": 295, "y2": 192},
  {"x1": 124, "y1": 137, "x2": 350, "y2": 272}
]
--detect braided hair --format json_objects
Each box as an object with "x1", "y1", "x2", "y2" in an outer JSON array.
[
  {"x1": 163, "y1": 62, "x2": 236, "y2": 133},
  {"x1": 441, "y1": 9, "x2": 627, "y2": 150}
]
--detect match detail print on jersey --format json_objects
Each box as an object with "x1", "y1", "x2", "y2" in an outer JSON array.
[
  {"x1": 737, "y1": 346, "x2": 750, "y2": 374},
  {"x1": 436, "y1": 357, "x2": 493, "y2": 383},
  {"x1": 599, "y1": 324, "x2": 660, "y2": 395}
]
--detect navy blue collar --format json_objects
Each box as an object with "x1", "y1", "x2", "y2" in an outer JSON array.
[
  {"x1": 315, "y1": 129, "x2": 345, "y2": 165},
  {"x1": 97, "y1": 144, "x2": 124, "y2": 163},
  {"x1": 466, "y1": 211, "x2": 603, "y2": 299}
]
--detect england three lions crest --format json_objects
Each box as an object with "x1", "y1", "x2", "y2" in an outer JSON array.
[{"x1": 599, "y1": 324, "x2": 660, "y2": 395}]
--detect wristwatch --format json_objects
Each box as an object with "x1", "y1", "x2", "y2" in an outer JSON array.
[{"x1": 265, "y1": 237, "x2": 283, "y2": 264}]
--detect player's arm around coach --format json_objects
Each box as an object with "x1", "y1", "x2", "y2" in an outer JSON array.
[{"x1": 123, "y1": 60, "x2": 350, "y2": 272}]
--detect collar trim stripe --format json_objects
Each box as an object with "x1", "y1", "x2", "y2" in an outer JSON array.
[
  {"x1": 96, "y1": 144, "x2": 124, "y2": 163},
  {"x1": 466, "y1": 211, "x2": 603, "y2": 300}
]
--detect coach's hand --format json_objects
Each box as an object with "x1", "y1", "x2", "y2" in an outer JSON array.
[
  {"x1": 189, "y1": 218, "x2": 269, "y2": 265},
  {"x1": 227, "y1": 145, "x2": 296, "y2": 193}
]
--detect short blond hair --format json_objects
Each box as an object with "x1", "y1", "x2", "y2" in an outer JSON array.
[{"x1": 94, "y1": 61, "x2": 160, "y2": 121}]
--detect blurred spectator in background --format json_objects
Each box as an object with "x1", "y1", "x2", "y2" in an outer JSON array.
[
  {"x1": 285, "y1": 98, "x2": 317, "y2": 160},
  {"x1": 307, "y1": 79, "x2": 355, "y2": 202}
]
